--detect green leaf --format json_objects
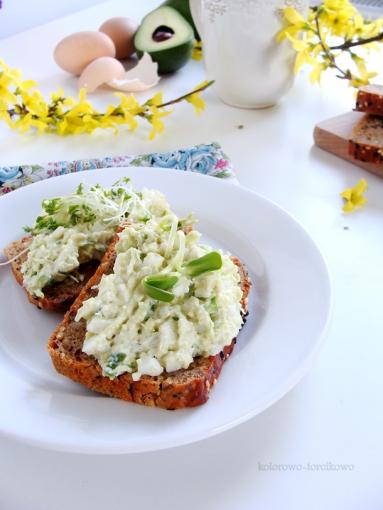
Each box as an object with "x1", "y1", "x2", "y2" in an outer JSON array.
[
  {"x1": 144, "y1": 274, "x2": 179, "y2": 290},
  {"x1": 185, "y1": 251, "x2": 222, "y2": 278},
  {"x1": 68, "y1": 204, "x2": 81, "y2": 224},
  {"x1": 42, "y1": 197, "x2": 61, "y2": 215},
  {"x1": 34, "y1": 216, "x2": 62, "y2": 232},
  {"x1": 142, "y1": 275, "x2": 177, "y2": 303},
  {"x1": 143, "y1": 283, "x2": 175, "y2": 302}
]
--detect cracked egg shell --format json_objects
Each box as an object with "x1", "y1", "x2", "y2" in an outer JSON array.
[
  {"x1": 54, "y1": 31, "x2": 116, "y2": 76},
  {"x1": 107, "y1": 52, "x2": 160, "y2": 92},
  {"x1": 79, "y1": 57, "x2": 125, "y2": 93}
]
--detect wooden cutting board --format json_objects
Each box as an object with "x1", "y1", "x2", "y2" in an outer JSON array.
[{"x1": 314, "y1": 111, "x2": 383, "y2": 179}]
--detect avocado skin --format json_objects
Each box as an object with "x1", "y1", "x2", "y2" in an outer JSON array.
[
  {"x1": 136, "y1": 40, "x2": 194, "y2": 74},
  {"x1": 161, "y1": 0, "x2": 200, "y2": 40}
]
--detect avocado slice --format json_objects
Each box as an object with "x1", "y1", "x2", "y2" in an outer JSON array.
[
  {"x1": 134, "y1": 6, "x2": 194, "y2": 74},
  {"x1": 161, "y1": 0, "x2": 200, "y2": 40}
]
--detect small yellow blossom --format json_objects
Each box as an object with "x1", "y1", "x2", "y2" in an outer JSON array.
[
  {"x1": 284, "y1": 6, "x2": 305, "y2": 24},
  {"x1": 0, "y1": 71, "x2": 18, "y2": 104},
  {"x1": 20, "y1": 90, "x2": 49, "y2": 118},
  {"x1": 63, "y1": 96, "x2": 76, "y2": 107},
  {"x1": 186, "y1": 92, "x2": 205, "y2": 114},
  {"x1": 19, "y1": 79, "x2": 36, "y2": 91},
  {"x1": 309, "y1": 62, "x2": 327, "y2": 84},
  {"x1": 340, "y1": 178, "x2": 368, "y2": 213},
  {"x1": 51, "y1": 87, "x2": 64, "y2": 102},
  {"x1": 192, "y1": 40, "x2": 203, "y2": 61},
  {"x1": 149, "y1": 91, "x2": 164, "y2": 107},
  {"x1": 0, "y1": 105, "x2": 12, "y2": 126},
  {"x1": 185, "y1": 81, "x2": 209, "y2": 115},
  {"x1": 148, "y1": 105, "x2": 171, "y2": 140},
  {"x1": 115, "y1": 92, "x2": 142, "y2": 114}
]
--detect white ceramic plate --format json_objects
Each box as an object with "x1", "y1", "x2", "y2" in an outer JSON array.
[{"x1": 0, "y1": 167, "x2": 332, "y2": 454}]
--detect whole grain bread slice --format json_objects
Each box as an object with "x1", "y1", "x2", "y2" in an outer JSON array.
[
  {"x1": 349, "y1": 114, "x2": 383, "y2": 164},
  {"x1": 48, "y1": 230, "x2": 251, "y2": 410},
  {"x1": 355, "y1": 85, "x2": 383, "y2": 116},
  {"x1": 4, "y1": 236, "x2": 100, "y2": 312}
]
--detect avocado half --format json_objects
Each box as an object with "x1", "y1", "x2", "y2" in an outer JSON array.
[
  {"x1": 161, "y1": 0, "x2": 200, "y2": 40},
  {"x1": 134, "y1": 6, "x2": 194, "y2": 74}
]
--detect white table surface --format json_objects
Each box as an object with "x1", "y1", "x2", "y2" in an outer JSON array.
[{"x1": 1, "y1": 2, "x2": 383, "y2": 509}]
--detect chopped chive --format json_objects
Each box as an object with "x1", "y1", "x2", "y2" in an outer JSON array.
[{"x1": 106, "y1": 352, "x2": 126, "y2": 370}]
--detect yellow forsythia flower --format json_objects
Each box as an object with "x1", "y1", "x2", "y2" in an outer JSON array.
[
  {"x1": 149, "y1": 91, "x2": 164, "y2": 107},
  {"x1": 284, "y1": 6, "x2": 305, "y2": 24},
  {"x1": 192, "y1": 40, "x2": 203, "y2": 61},
  {"x1": 185, "y1": 81, "x2": 209, "y2": 115},
  {"x1": 0, "y1": 72, "x2": 18, "y2": 104},
  {"x1": 148, "y1": 105, "x2": 171, "y2": 140},
  {"x1": 340, "y1": 178, "x2": 368, "y2": 213},
  {"x1": 186, "y1": 93, "x2": 205, "y2": 114}
]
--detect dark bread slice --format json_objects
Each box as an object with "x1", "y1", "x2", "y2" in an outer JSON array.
[
  {"x1": 349, "y1": 114, "x2": 383, "y2": 164},
  {"x1": 355, "y1": 85, "x2": 383, "y2": 116},
  {"x1": 4, "y1": 236, "x2": 100, "y2": 312},
  {"x1": 48, "y1": 229, "x2": 251, "y2": 410}
]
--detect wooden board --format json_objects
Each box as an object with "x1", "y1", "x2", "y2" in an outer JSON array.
[{"x1": 313, "y1": 111, "x2": 383, "y2": 179}]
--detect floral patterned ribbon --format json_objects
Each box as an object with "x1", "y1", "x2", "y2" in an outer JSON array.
[{"x1": 0, "y1": 142, "x2": 235, "y2": 197}]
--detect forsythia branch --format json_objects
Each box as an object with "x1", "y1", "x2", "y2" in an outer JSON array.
[
  {"x1": 278, "y1": 0, "x2": 383, "y2": 87},
  {"x1": 0, "y1": 59, "x2": 213, "y2": 138},
  {"x1": 329, "y1": 31, "x2": 383, "y2": 51}
]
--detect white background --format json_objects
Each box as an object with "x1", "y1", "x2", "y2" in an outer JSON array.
[
  {"x1": 0, "y1": 0, "x2": 107, "y2": 38},
  {"x1": 0, "y1": 0, "x2": 383, "y2": 509},
  {"x1": 1, "y1": 1, "x2": 381, "y2": 39}
]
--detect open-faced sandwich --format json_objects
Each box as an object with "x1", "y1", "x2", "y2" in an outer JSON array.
[
  {"x1": 4, "y1": 179, "x2": 192, "y2": 311},
  {"x1": 48, "y1": 193, "x2": 251, "y2": 409}
]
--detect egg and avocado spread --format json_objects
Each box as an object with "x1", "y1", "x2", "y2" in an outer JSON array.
[
  {"x1": 21, "y1": 180, "x2": 175, "y2": 298},
  {"x1": 76, "y1": 207, "x2": 243, "y2": 381}
]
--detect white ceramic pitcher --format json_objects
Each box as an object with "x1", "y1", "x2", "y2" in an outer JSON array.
[{"x1": 190, "y1": 0, "x2": 309, "y2": 108}]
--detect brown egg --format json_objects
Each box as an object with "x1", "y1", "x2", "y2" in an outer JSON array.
[
  {"x1": 79, "y1": 57, "x2": 125, "y2": 93},
  {"x1": 99, "y1": 17, "x2": 138, "y2": 60},
  {"x1": 54, "y1": 31, "x2": 116, "y2": 75}
]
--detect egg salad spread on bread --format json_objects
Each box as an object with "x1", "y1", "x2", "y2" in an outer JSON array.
[
  {"x1": 22, "y1": 180, "x2": 180, "y2": 298},
  {"x1": 75, "y1": 210, "x2": 244, "y2": 381}
]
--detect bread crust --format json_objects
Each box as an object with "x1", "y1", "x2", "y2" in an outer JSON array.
[
  {"x1": 355, "y1": 86, "x2": 383, "y2": 116},
  {"x1": 48, "y1": 230, "x2": 251, "y2": 410},
  {"x1": 349, "y1": 140, "x2": 383, "y2": 164},
  {"x1": 4, "y1": 236, "x2": 99, "y2": 312},
  {"x1": 349, "y1": 114, "x2": 383, "y2": 164}
]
